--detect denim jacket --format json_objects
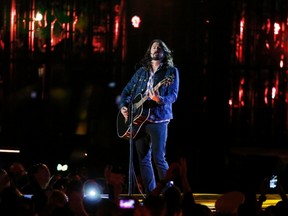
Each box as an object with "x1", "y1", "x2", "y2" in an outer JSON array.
[{"x1": 119, "y1": 65, "x2": 179, "y2": 122}]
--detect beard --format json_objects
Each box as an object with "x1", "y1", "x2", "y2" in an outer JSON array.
[
  {"x1": 151, "y1": 53, "x2": 164, "y2": 61},
  {"x1": 151, "y1": 56, "x2": 161, "y2": 60}
]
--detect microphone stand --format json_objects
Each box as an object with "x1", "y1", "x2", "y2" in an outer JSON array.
[{"x1": 128, "y1": 103, "x2": 134, "y2": 196}]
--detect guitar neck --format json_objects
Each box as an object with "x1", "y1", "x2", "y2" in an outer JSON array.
[{"x1": 134, "y1": 82, "x2": 163, "y2": 109}]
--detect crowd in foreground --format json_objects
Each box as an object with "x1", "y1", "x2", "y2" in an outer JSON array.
[{"x1": 1, "y1": 157, "x2": 288, "y2": 216}]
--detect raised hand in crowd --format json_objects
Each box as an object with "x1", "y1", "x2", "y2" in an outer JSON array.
[{"x1": 104, "y1": 164, "x2": 126, "y2": 204}]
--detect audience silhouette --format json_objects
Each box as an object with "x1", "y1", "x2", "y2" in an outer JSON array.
[{"x1": 0, "y1": 156, "x2": 288, "y2": 216}]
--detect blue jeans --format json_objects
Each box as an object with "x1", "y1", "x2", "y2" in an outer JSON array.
[{"x1": 135, "y1": 121, "x2": 169, "y2": 193}]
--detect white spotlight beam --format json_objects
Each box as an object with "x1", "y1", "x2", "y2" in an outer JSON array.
[{"x1": 0, "y1": 149, "x2": 21, "y2": 153}]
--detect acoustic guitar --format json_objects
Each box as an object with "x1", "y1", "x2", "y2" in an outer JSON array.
[{"x1": 116, "y1": 75, "x2": 174, "y2": 139}]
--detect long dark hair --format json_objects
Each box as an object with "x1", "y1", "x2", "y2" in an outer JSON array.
[{"x1": 138, "y1": 39, "x2": 174, "y2": 71}]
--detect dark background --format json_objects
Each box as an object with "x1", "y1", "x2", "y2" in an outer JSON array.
[{"x1": 1, "y1": 0, "x2": 288, "y2": 193}]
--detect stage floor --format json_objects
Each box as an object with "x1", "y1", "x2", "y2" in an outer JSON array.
[{"x1": 117, "y1": 193, "x2": 282, "y2": 211}]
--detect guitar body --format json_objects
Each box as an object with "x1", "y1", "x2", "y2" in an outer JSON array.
[{"x1": 116, "y1": 93, "x2": 150, "y2": 139}]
